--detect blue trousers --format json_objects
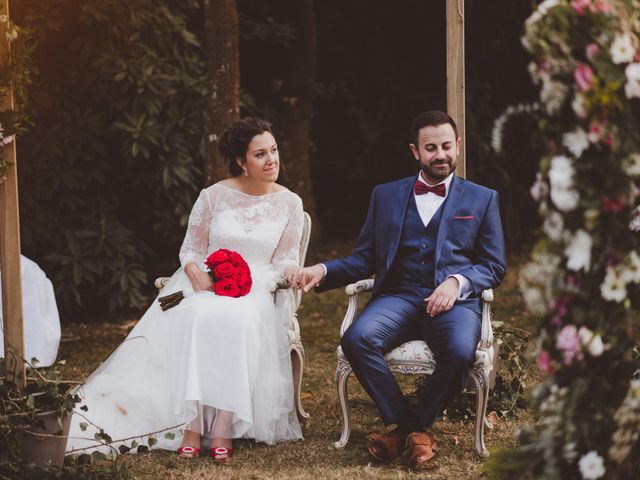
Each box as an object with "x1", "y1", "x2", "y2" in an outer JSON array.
[{"x1": 340, "y1": 288, "x2": 481, "y2": 429}]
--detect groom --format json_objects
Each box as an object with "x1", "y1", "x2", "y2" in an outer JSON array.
[{"x1": 299, "y1": 110, "x2": 506, "y2": 469}]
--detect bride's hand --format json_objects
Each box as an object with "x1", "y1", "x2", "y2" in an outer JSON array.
[
  {"x1": 185, "y1": 262, "x2": 214, "y2": 292},
  {"x1": 282, "y1": 265, "x2": 303, "y2": 289}
]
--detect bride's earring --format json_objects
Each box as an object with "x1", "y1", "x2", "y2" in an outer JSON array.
[{"x1": 242, "y1": 167, "x2": 248, "y2": 176}]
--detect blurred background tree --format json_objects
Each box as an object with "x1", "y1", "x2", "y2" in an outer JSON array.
[{"x1": 12, "y1": 0, "x2": 539, "y2": 316}]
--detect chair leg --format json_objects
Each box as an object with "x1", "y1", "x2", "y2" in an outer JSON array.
[
  {"x1": 471, "y1": 368, "x2": 491, "y2": 457},
  {"x1": 291, "y1": 346, "x2": 310, "y2": 422},
  {"x1": 334, "y1": 358, "x2": 353, "y2": 449}
]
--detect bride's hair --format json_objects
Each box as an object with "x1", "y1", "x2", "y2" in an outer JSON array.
[{"x1": 219, "y1": 117, "x2": 274, "y2": 176}]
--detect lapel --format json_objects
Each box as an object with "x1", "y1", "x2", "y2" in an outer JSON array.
[
  {"x1": 385, "y1": 175, "x2": 417, "y2": 270},
  {"x1": 434, "y1": 174, "x2": 466, "y2": 269}
]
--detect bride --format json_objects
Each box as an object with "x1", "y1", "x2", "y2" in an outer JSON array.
[{"x1": 66, "y1": 117, "x2": 305, "y2": 461}]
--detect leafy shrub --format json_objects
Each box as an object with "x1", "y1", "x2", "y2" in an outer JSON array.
[{"x1": 14, "y1": 0, "x2": 206, "y2": 312}]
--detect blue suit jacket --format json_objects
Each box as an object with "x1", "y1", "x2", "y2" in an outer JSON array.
[{"x1": 318, "y1": 174, "x2": 506, "y2": 297}]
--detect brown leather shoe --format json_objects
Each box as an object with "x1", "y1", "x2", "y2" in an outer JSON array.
[
  {"x1": 366, "y1": 427, "x2": 406, "y2": 462},
  {"x1": 405, "y1": 431, "x2": 438, "y2": 469}
]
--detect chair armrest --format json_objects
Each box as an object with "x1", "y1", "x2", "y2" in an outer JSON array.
[
  {"x1": 478, "y1": 289, "x2": 494, "y2": 350},
  {"x1": 339, "y1": 279, "x2": 374, "y2": 337}
]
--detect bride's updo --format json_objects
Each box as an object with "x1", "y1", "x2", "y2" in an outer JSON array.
[{"x1": 218, "y1": 117, "x2": 274, "y2": 176}]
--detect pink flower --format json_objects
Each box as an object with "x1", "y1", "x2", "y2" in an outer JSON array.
[
  {"x1": 586, "y1": 43, "x2": 600, "y2": 60},
  {"x1": 556, "y1": 324, "x2": 582, "y2": 364},
  {"x1": 571, "y1": 0, "x2": 592, "y2": 15},
  {"x1": 530, "y1": 173, "x2": 549, "y2": 202},
  {"x1": 574, "y1": 63, "x2": 594, "y2": 91},
  {"x1": 537, "y1": 350, "x2": 555, "y2": 374},
  {"x1": 594, "y1": 0, "x2": 612, "y2": 13}
]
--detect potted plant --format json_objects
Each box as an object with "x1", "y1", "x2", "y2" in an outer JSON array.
[{"x1": 1, "y1": 357, "x2": 81, "y2": 469}]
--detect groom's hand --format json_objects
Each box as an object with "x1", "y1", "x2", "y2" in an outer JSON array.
[
  {"x1": 424, "y1": 277, "x2": 459, "y2": 317},
  {"x1": 300, "y1": 264, "x2": 326, "y2": 293}
]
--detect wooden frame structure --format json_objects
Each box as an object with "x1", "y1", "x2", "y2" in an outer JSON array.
[
  {"x1": 0, "y1": 1, "x2": 466, "y2": 390},
  {"x1": 1, "y1": 0, "x2": 26, "y2": 388}
]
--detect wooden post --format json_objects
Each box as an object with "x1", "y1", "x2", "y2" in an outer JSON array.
[
  {"x1": 446, "y1": 0, "x2": 466, "y2": 178},
  {"x1": 0, "y1": 0, "x2": 26, "y2": 388}
]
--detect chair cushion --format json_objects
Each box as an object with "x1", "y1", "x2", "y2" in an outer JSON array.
[{"x1": 385, "y1": 340, "x2": 436, "y2": 364}]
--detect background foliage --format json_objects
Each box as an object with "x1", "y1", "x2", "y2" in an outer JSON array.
[
  {"x1": 13, "y1": 0, "x2": 541, "y2": 313},
  {"x1": 14, "y1": 0, "x2": 206, "y2": 312}
]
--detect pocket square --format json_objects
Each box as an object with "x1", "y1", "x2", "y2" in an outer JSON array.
[{"x1": 453, "y1": 215, "x2": 476, "y2": 220}]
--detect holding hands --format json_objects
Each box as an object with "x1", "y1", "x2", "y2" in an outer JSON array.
[{"x1": 284, "y1": 264, "x2": 325, "y2": 293}]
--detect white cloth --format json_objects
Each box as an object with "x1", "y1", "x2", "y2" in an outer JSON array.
[
  {"x1": 66, "y1": 184, "x2": 304, "y2": 453},
  {"x1": 0, "y1": 255, "x2": 61, "y2": 367}
]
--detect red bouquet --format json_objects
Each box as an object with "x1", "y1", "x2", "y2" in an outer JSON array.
[{"x1": 205, "y1": 249, "x2": 252, "y2": 298}]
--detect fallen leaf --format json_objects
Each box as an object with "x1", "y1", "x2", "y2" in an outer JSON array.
[
  {"x1": 117, "y1": 403, "x2": 128, "y2": 415},
  {"x1": 301, "y1": 392, "x2": 313, "y2": 399},
  {"x1": 487, "y1": 411, "x2": 501, "y2": 427}
]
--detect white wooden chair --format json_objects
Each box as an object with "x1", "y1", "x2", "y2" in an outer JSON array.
[
  {"x1": 334, "y1": 281, "x2": 495, "y2": 456},
  {"x1": 155, "y1": 212, "x2": 312, "y2": 423}
]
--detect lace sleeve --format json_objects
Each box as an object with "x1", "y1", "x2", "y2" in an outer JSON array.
[
  {"x1": 179, "y1": 189, "x2": 211, "y2": 268},
  {"x1": 272, "y1": 195, "x2": 304, "y2": 273}
]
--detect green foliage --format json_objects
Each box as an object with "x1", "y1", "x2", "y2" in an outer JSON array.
[{"x1": 14, "y1": 0, "x2": 206, "y2": 312}]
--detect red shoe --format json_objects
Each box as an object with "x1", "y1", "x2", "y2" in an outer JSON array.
[
  {"x1": 211, "y1": 446, "x2": 233, "y2": 463},
  {"x1": 177, "y1": 446, "x2": 200, "y2": 458}
]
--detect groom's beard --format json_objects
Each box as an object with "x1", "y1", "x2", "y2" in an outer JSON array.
[{"x1": 421, "y1": 158, "x2": 457, "y2": 181}]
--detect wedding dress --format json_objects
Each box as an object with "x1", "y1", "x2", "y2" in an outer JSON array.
[
  {"x1": 66, "y1": 184, "x2": 304, "y2": 453},
  {"x1": 0, "y1": 255, "x2": 61, "y2": 367}
]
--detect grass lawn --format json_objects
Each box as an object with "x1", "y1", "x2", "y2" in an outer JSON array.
[{"x1": 58, "y1": 248, "x2": 539, "y2": 479}]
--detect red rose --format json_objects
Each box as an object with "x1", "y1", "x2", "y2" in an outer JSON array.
[
  {"x1": 213, "y1": 278, "x2": 240, "y2": 297},
  {"x1": 205, "y1": 249, "x2": 230, "y2": 269},
  {"x1": 232, "y1": 267, "x2": 250, "y2": 285},
  {"x1": 228, "y1": 252, "x2": 245, "y2": 267},
  {"x1": 213, "y1": 261, "x2": 235, "y2": 279},
  {"x1": 239, "y1": 283, "x2": 251, "y2": 296}
]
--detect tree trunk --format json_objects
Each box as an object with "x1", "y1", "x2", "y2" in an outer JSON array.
[
  {"x1": 204, "y1": 0, "x2": 240, "y2": 186},
  {"x1": 270, "y1": 0, "x2": 319, "y2": 239}
]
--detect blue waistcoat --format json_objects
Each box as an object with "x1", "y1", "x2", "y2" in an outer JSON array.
[{"x1": 381, "y1": 194, "x2": 445, "y2": 291}]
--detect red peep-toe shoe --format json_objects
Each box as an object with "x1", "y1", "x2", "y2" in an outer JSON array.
[
  {"x1": 211, "y1": 446, "x2": 233, "y2": 463},
  {"x1": 177, "y1": 446, "x2": 200, "y2": 458}
]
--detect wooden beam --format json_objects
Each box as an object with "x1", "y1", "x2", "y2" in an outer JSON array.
[
  {"x1": 0, "y1": 0, "x2": 26, "y2": 388},
  {"x1": 446, "y1": 0, "x2": 466, "y2": 178}
]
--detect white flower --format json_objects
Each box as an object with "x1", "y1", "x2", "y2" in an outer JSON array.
[
  {"x1": 610, "y1": 32, "x2": 635, "y2": 64},
  {"x1": 549, "y1": 155, "x2": 574, "y2": 189},
  {"x1": 551, "y1": 188, "x2": 579, "y2": 211},
  {"x1": 620, "y1": 250, "x2": 640, "y2": 283},
  {"x1": 588, "y1": 335, "x2": 605, "y2": 356},
  {"x1": 549, "y1": 156, "x2": 580, "y2": 211},
  {"x1": 530, "y1": 172, "x2": 549, "y2": 202},
  {"x1": 540, "y1": 73, "x2": 569, "y2": 114},
  {"x1": 543, "y1": 210, "x2": 564, "y2": 241},
  {"x1": 623, "y1": 153, "x2": 640, "y2": 176},
  {"x1": 631, "y1": 206, "x2": 640, "y2": 232},
  {"x1": 564, "y1": 229, "x2": 592, "y2": 271},
  {"x1": 578, "y1": 451, "x2": 606, "y2": 480},
  {"x1": 2, "y1": 134, "x2": 15, "y2": 145},
  {"x1": 625, "y1": 63, "x2": 640, "y2": 98},
  {"x1": 577, "y1": 327, "x2": 605, "y2": 356},
  {"x1": 563, "y1": 128, "x2": 590, "y2": 158},
  {"x1": 572, "y1": 93, "x2": 588, "y2": 118},
  {"x1": 600, "y1": 267, "x2": 627, "y2": 302}
]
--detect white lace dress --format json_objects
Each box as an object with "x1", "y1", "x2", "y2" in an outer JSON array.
[{"x1": 66, "y1": 184, "x2": 304, "y2": 453}]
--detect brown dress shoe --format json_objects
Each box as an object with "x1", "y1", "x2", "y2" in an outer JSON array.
[
  {"x1": 366, "y1": 427, "x2": 406, "y2": 462},
  {"x1": 405, "y1": 431, "x2": 438, "y2": 469}
]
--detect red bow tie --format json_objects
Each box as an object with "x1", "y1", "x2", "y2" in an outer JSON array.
[{"x1": 414, "y1": 181, "x2": 446, "y2": 197}]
